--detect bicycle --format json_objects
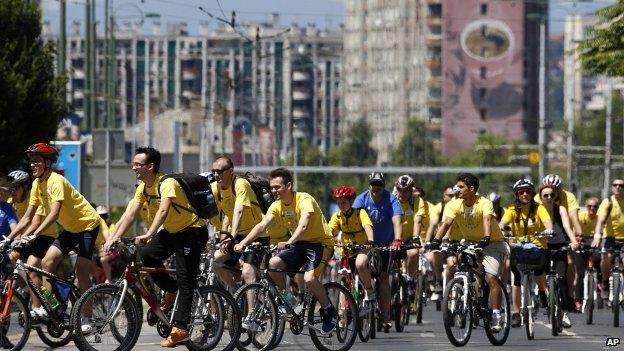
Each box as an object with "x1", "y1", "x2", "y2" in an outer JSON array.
[
  {"x1": 71, "y1": 238, "x2": 241, "y2": 351},
  {"x1": 606, "y1": 243, "x2": 624, "y2": 327},
  {"x1": 545, "y1": 245, "x2": 570, "y2": 336},
  {"x1": 576, "y1": 245, "x2": 601, "y2": 325},
  {"x1": 0, "y1": 245, "x2": 82, "y2": 350},
  {"x1": 441, "y1": 240, "x2": 511, "y2": 347},
  {"x1": 233, "y1": 243, "x2": 358, "y2": 351}
]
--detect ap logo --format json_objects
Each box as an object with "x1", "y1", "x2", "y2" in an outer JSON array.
[{"x1": 606, "y1": 337, "x2": 621, "y2": 347}]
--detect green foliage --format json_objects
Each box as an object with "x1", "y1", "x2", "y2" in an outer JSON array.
[
  {"x1": 0, "y1": 0, "x2": 66, "y2": 171},
  {"x1": 577, "y1": 0, "x2": 624, "y2": 77},
  {"x1": 390, "y1": 118, "x2": 437, "y2": 166}
]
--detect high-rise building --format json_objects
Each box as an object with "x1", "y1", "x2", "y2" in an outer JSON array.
[{"x1": 45, "y1": 17, "x2": 342, "y2": 166}]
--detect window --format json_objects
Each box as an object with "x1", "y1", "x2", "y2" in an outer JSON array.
[
  {"x1": 479, "y1": 88, "x2": 487, "y2": 100},
  {"x1": 480, "y1": 3, "x2": 488, "y2": 15},
  {"x1": 479, "y1": 108, "x2": 487, "y2": 121},
  {"x1": 480, "y1": 67, "x2": 487, "y2": 79}
]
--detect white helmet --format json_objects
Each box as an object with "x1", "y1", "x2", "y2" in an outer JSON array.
[
  {"x1": 8, "y1": 170, "x2": 30, "y2": 187},
  {"x1": 95, "y1": 206, "x2": 109, "y2": 216},
  {"x1": 542, "y1": 174, "x2": 562, "y2": 188},
  {"x1": 487, "y1": 192, "x2": 501, "y2": 203}
]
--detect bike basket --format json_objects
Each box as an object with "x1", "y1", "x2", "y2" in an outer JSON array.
[
  {"x1": 54, "y1": 280, "x2": 72, "y2": 303},
  {"x1": 510, "y1": 244, "x2": 546, "y2": 268}
]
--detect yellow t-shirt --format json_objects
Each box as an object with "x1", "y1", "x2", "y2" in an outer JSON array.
[
  {"x1": 8, "y1": 195, "x2": 29, "y2": 219},
  {"x1": 415, "y1": 200, "x2": 433, "y2": 241},
  {"x1": 442, "y1": 196, "x2": 504, "y2": 242},
  {"x1": 328, "y1": 208, "x2": 373, "y2": 245},
  {"x1": 96, "y1": 218, "x2": 109, "y2": 248},
  {"x1": 578, "y1": 210, "x2": 597, "y2": 238},
  {"x1": 123, "y1": 198, "x2": 153, "y2": 229},
  {"x1": 34, "y1": 205, "x2": 59, "y2": 238},
  {"x1": 430, "y1": 202, "x2": 461, "y2": 241},
  {"x1": 133, "y1": 177, "x2": 204, "y2": 233},
  {"x1": 398, "y1": 197, "x2": 425, "y2": 241},
  {"x1": 215, "y1": 177, "x2": 264, "y2": 236},
  {"x1": 133, "y1": 175, "x2": 165, "y2": 227},
  {"x1": 266, "y1": 221, "x2": 290, "y2": 245},
  {"x1": 502, "y1": 204, "x2": 551, "y2": 248},
  {"x1": 597, "y1": 196, "x2": 624, "y2": 240},
  {"x1": 266, "y1": 192, "x2": 333, "y2": 245},
  {"x1": 29, "y1": 172, "x2": 99, "y2": 233},
  {"x1": 535, "y1": 189, "x2": 579, "y2": 212}
]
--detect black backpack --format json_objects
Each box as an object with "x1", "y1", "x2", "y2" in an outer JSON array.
[
  {"x1": 156, "y1": 173, "x2": 219, "y2": 220},
  {"x1": 219, "y1": 172, "x2": 274, "y2": 214}
]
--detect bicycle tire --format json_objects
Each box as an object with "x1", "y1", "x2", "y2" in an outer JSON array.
[
  {"x1": 370, "y1": 303, "x2": 376, "y2": 340},
  {"x1": 0, "y1": 290, "x2": 31, "y2": 351},
  {"x1": 266, "y1": 317, "x2": 285, "y2": 350},
  {"x1": 71, "y1": 283, "x2": 141, "y2": 351},
  {"x1": 35, "y1": 324, "x2": 73, "y2": 348},
  {"x1": 442, "y1": 277, "x2": 472, "y2": 347},
  {"x1": 185, "y1": 285, "x2": 241, "y2": 351},
  {"x1": 483, "y1": 275, "x2": 511, "y2": 346},
  {"x1": 548, "y1": 276, "x2": 559, "y2": 336},
  {"x1": 585, "y1": 274, "x2": 594, "y2": 325},
  {"x1": 523, "y1": 307, "x2": 534, "y2": 340},
  {"x1": 392, "y1": 276, "x2": 405, "y2": 333},
  {"x1": 309, "y1": 282, "x2": 358, "y2": 351},
  {"x1": 233, "y1": 283, "x2": 277, "y2": 351},
  {"x1": 613, "y1": 273, "x2": 621, "y2": 328},
  {"x1": 400, "y1": 278, "x2": 410, "y2": 327},
  {"x1": 357, "y1": 299, "x2": 373, "y2": 342},
  {"x1": 415, "y1": 274, "x2": 425, "y2": 324}
]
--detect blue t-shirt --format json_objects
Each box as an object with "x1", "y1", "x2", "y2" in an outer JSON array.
[
  {"x1": 353, "y1": 190, "x2": 403, "y2": 244},
  {"x1": 0, "y1": 202, "x2": 18, "y2": 237}
]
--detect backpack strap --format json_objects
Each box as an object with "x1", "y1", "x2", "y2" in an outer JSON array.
[{"x1": 605, "y1": 196, "x2": 613, "y2": 221}]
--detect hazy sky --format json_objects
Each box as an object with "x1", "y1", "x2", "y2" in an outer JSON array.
[{"x1": 40, "y1": 0, "x2": 613, "y2": 35}]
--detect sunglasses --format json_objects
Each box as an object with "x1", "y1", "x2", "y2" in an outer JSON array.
[
  {"x1": 612, "y1": 183, "x2": 624, "y2": 188},
  {"x1": 516, "y1": 189, "x2": 532, "y2": 196},
  {"x1": 587, "y1": 205, "x2": 598, "y2": 209},
  {"x1": 541, "y1": 193, "x2": 554, "y2": 199},
  {"x1": 211, "y1": 167, "x2": 231, "y2": 175}
]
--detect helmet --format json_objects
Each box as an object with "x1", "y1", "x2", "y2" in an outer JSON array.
[
  {"x1": 452, "y1": 184, "x2": 460, "y2": 195},
  {"x1": 367, "y1": 249, "x2": 382, "y2": 278},
  {"x1": 95, "y1": 206, "x2": 109, "y2": 216},
  {"x1": 332, "y1": 185, "x2": 357, "y2": 200},
  {"x1": 199, "y1": 171, "x2": 216, "y2": 183},
  {"x1": 368, "y1": 172, "x2": 385, "y2": 185},
  {"x1": 25, "y1": 143, "x2": 58, "y2": 163},
  {"x1": 512, "y1": 178, "x2": 534, "y2": 193},
  {"x1": 542, "y1": 174, "x2": 562, "y2": 188},
  {"x1": 487, "y1": 192, "x2": 501, "y2": 203},
  {"x1": 8, "y1": 170, "x2": 30, "y2": 187},
  {"x1": 395, "y1": 175, "x2": 415, "y2": 191}
]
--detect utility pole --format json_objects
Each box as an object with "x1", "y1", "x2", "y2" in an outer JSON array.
[
  {"x1": 538, "y1": 19, "x2": 547, "y2": 181},
  {"x1": 59, "y1": 0, "x2": 66, "y2": 84},
  {"x1": 603, "y1": 85, "x2": 613, "y2": 199},
  {"x1": 90, "y1": 0, "x2": 97, "y2": 129},
  {"x1": 83, "y1": 0, "x2": 91, "y2": 132},
  {"x1": 144, "y1": 38, "x2": 152, "y2": 146}
]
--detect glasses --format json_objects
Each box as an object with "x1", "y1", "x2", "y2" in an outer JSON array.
[
  {"x1": 132, "y1": 162, "x2": 150, "y2": 168},
  {"x1": 541, "y1": 193, "x2": 554, "y2": 199},
  {"x1": 612, "y1": 183, "x2": 624, "y2": 188},
  {"x1": 211, "y1": 167, "x2": 231, "y2": 175},
  {"x1": 443, "y1": 193, "x2": 454, "y2": 197},
  {"x1": 587, "y1": 205, "x2": 598, "y2": 209},
  {"x1": 516, "y1": 189, "x2": 532, "y2": 196}
]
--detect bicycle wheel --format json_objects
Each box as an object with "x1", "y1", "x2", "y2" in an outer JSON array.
[
  {"x1": 35, "y1": 322, "x2": 73, "y2": 348},
  {"x1": 613, "y1": 273, "x2": 620, "y2": 328},
  {"x1": 309, "y1": 282, "x2": 357, "y2": 351},
  {"x1": 523, "y1": 306, "x2": 534, "y2": 340},
  {"x1": 0, "y1": 290, "x2": 31, "y2": 351},
  {"x1": 585, "y1": 274, "x2": 594, "y2": 325},
  {"x1": 547, "y1": 276, "x2": 559, "y2": 336},
  {"x1": 442, "y1": 277, "x2": 472, "y2": 347},
  {"x1": 71, "y1": 283, "x2": 142, "y2": 351},
  {"x1": 415, "y1": 274, "x2": 424, "y2": 324},
  {"x1": 357, "y1": 299, "x2": 373, "y2": 343},
  {"x1": 392, "y1": 277, "x2": 405, "y2": 333},
  {"x1": 400, "y1": 277, "x2": 410, "y2": 327},
  {"x1": 186, "y1": 285, "x2": 241, "y2": 351},
  {"x1": 482, "y1": 275, "x2": 510, "y2": 346},
  {"x1": 369, "y1": 302, "x2": 376, "y2": 340},
  {"x1": 267, "y1": 317, "x2": 285, "y2": 350},
  {"x1": 233, "y1": 283, "x2": 277, "y2": 351}
]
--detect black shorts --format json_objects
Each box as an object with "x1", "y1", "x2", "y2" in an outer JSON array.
[
  {"x1": 604, "y1": 237, "x2": 624, "y2": 251},
  {"x1": 16, "y1": 235, "x2": 56, "y2": 260},
  {"x1": 379, "y1": 248, "x2": 405, "y2": 275},
  {"x1": 224, "y1": 236, "x2": 270, "y2": 267},
  {"x1": 52, "y1": 226, "x2": 99, "y2": 259},
  {"x1": 276, "y1": 242, "x2": 333, "y2": 278}
]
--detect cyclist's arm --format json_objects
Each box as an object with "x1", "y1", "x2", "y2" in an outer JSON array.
[
  {"x1": 392, "y1": 214, "x2": 402, "y2": 241},
  {"x1": 7, "y1": 204, "x2": 36, "y2": 240},
  {"x1": 482, "y1": 213, "x2": 492, "y2": 239},
  {"x1": 593, "y1": 214, "x2": 607, "y2": 241},
  {"x1": 364, "y1": 224, "x2": 374, "y2": 242},
  {"x1": 558, "y1": 206, "x2": 577, "y2": 243},
  {"x1": 434, "y1": 217, "x2": 453, "y2": 241},
  {"x1": 413, "y1": 214, "x2": 423, "y2": 240},
  {"x1": 287, "y1": 212, "x2": 312, "y2": 245},
  {"x1": 220, "y1": 215, "x2": 231, "y2": 240},
  {"x1": 108, "y1": 200, "x2": 142, "y2": 243},
  {"x1": 229, "y1": 202, "x2": 245, "y2": 239},
  {"x1": 424, "y1": 215, "x2": 440, "y2": 242},
  {"x1": 542, "y1": 219, "x2": 554, "y2": 231},
  {"x1": 238, "y1": 213, "x2": 274, "y2": 247},
  {"x1": 33, "y1": 201, "x2": 61, "y2": 236},
  {"x1": 140, "y1": 197, "x2": 171, "y2": 240},
  {"x1": 568, "y1": 208, "x2": 583, "y2": 236}
]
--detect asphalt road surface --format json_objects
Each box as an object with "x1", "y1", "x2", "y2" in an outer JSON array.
[{"x1": 22, "y1": 302, "x2": 622, "y2": 350}]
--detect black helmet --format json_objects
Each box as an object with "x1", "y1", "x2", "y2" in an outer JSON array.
[{"x1": 368, "y1": 172, "x2": 385, "y2": 186}]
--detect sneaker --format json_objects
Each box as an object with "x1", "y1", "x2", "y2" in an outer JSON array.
[
  {"x1": 161, "y1": 326, "x2": 189, "y2": 347},
  {"x1": 320, "y1": 305, "x2": 338, "y2": 334},
  {"x1": 561, "y1": 312, "x2": 572, "y2": 328},
  {"x1": 490, "y1": 312, "x2": 503, "y2": 333},
  {"x1": 81, "y1": 322, "x2": 94, "y2": 335},
  {"x1": 241, "y1": 316, "x2": 258, "y2": 332},
  {"x1": 160, "y1": 292, "x2": 177, "y2": 312},
  {"x1": 431, "y1": 291, "x2": 441, "y2": 301},
  {"x1": 383, "y1": 321, "x2": 392, "y2": 333},
  {"x1": 511, "y1": 312, "x2": 521, "y2": 328}
]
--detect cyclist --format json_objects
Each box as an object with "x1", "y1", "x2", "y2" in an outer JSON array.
[
  {"x1": 394, "y1": 175, "x2": 426, "y2": 289},
  {"x1": 488, "y1": 192, "x2": 503, "y2": 222},
  {"x1": 430, "y1": 173, "x2": 510, "y2": 332},
  {"x1": 538, "y1": 184, "x2": 579, "y2": 328},
  {"x1": 574, "y1": 197, "x2": 601, "y2": 310},
  {"x1": 7, "y1": 143, "x2": 101, "y2": 313},
  {"x1": 353, "y1": 171, "x2": 403, "y2": 332},
  {"x1": 499, "y1": 179, "x2": 553, "y2": 327},
  {"x1": 106, "y1": 146, "x2": 209, "y2": 347},
  {"x1": 327, "y1": 185, "x2": 375, "y2": 300},
  {"x1": 211, "y1": 156, "x2": 268, "y2": 293},
  {"x1": 233, "y1": 167, "x2": 337, "y2": 334},
  {"x1": 592, "y1": 178, "x2": 624, "y2": 302},
  {"x1": 7, "y1": 170, "x2": 31, "y2": 219},
  {"x1": 0, "y1": 173, "x2": 18, "y2": 237}
]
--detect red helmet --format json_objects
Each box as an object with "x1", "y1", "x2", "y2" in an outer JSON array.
[
  {"x1": 332, "y1": 185, "x2": 357, "y2": 200},
  {"x1": 395, "y1": 175, "x2": 415, "y2": 191},
  {"x1": 25, "y1": 143, "x2": 59, "y2": 163}
]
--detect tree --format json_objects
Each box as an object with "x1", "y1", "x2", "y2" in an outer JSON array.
[
  {"x1": 391, "y1": 118, "x2": 437, "y2": 166},
  {"x1": 577, "y1": 0, "x2": 624, "y2": 77},
  {"x1": 0, "y1": 1, "x2": 66, "y2": 171}
]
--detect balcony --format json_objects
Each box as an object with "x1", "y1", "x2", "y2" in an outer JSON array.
[
  {"x1": 426, "y1": 35, "x2": 442, "y2": 46},
  {"x1": 293, "y1": 71, "x2": 311, "y2": 82},
  {"x1": 292, "y1": 107, "x2": 310, "y2": 119},
  {"x1": 292, "y1": 89, "x2": 311, "y2": 100},
  {"x1": 426, "y1": 57, "x2": 441, "y2": 69},
  {"x1": 427, "y1": 17, "x2": 442, "y2": 27}
]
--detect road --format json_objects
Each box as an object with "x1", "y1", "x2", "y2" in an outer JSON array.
[{"x1": 22, "y1": 303, "x2": 622, "y2": 350}]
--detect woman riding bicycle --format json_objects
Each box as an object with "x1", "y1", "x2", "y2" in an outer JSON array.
[
  {"x1": 499, "y1": 179, "x2": 553, "y2": 328},
  {"x1": 538, "y1": 183, "x2": 579, "y2": 328},
  {"x1": 328, "y1": 185, "x2": 376, "y2": 300}
]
